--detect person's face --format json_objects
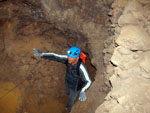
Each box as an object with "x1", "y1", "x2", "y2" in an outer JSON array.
[{"x1": 67, "y1": 56, "x2": 78, "y2": 64}]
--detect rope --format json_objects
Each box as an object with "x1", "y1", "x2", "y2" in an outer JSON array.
[{"x1": 0, "y1": 74, "x2": 31, "y2": 101}]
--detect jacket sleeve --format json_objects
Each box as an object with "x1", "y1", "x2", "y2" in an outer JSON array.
[
  {"x1": 79, "y1": 63, "x2": 92, "y2": 92},
  {"x1": 41, "y1": 52, "x2": 68, "y2": 64}
]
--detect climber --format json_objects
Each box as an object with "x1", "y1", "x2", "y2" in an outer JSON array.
[{"x1": 33, "y1": 46, "x2": 92, "y2": 112}]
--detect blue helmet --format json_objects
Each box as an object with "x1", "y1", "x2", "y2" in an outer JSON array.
[{"x1": 67, "y1": 46, "x2": 81, "y2": 58}]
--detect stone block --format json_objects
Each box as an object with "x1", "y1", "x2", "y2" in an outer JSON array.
[
  {"x1": 124, "y1": 0, "x2": 143, "y2": 14},
  {"x1": 109, "y1": 74, "x2": 120, "y2": 87},
  {"x1": 118, "y1": 12, "x2": 138, "y2": 26},
  {"x1": 111, "y1": 46, "x2": 139, "y2": 69},
  {"x1": 137, "y1": 0, "x2": 150, "y2": 4},
  {"x1": 139, "y1": 52, "x2": 150, "y2": 79},
  {"x1": 109, "y1": 76, "x2": 150, "y2": 113},
  {"x1": 116, "y1": 25, "x2": 150, "y2": 50}
]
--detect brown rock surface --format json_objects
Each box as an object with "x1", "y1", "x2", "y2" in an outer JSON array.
[
  {"x1": 0, "y1": 0, "x2": 111, "y2": 113},
  {"x1": 96, "y1": 0, "x2": 150, "y2": 113}
]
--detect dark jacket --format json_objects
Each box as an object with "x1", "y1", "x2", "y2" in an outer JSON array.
[{"x1": 41, "y1": 52, "x2": 92, "y2": 92}]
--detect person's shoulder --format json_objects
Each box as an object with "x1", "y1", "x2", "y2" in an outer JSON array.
[{"x1": 79, "y1": 62, "x2": 87, "y2": 70}]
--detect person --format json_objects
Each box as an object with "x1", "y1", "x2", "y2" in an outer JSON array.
[{"x1": 33, "y1": 46, "x2": 92, "y2": 112}]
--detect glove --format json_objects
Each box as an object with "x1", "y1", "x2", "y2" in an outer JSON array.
[
  {"x1": 33, "y1": 48, "x2": 43, "y2": 57},
  {"x1": 79, "y1": 91, "x2": 87, "y2": 101}
]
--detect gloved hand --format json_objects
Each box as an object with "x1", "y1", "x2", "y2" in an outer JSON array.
[
  {"x1": 33, "y1": 48, "x2": 43, "y2": 57},
  {"x1": 79, "y1": 91, "x2": 87, "y2": 101}
]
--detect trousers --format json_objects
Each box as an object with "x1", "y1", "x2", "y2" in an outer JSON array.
[{"x1": 66, "y1": 87, "x2": 80, "y2": 111}]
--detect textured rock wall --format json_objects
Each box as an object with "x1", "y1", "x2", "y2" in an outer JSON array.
[
  {"x1": 36, "y1": 0, "x2": 113, "y2": 113},
  {"x1": 0, "y1": 0, "x2": 113, "y2": 113},
  {"x1": 96, "y1": 0, "x2": 150, "y2": 113}
]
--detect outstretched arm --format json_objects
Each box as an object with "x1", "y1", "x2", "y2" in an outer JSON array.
[
  {"x1": 33, "y1": 48, "x2": 68, "y2": 64},
  {"x1": 41, "y1": 52, "x2": 68, "y2": 63}
]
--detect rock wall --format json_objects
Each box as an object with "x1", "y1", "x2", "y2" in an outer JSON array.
[
  {"x1": 96, "y1": 0, "x2": 150, "y2": 113},
  {"x1": 0, "y1": 0, "x2": 112, "y2": 113},
  {"x1": 39, "y1": 0, "x2": 113, "y2": 112}
]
